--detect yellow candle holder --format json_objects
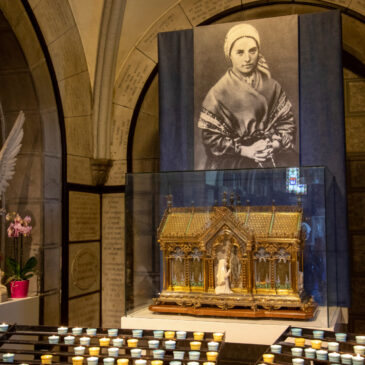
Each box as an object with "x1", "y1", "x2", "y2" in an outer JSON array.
[
  {"x1": 311, "y1": 340, "x2": 322, "y2": 349},
  {"x1": 294, "y1": 338, "x2": 306, "y2": 347},
  {"x1": 193, "y1": 332, "x2": 204, "y2": 341},
  {"x1": 127, "y1": 338, "x2": 138, "y2": 348},
  {"x1": 72, "y1": 356, "x2": 84, "y2": 365},
  {"x1": 262, "y1": 354, "x2": 274, "y2": 363},
  {"x1": 206, "y1": 352, "x2": 218, "y2": 362},
  {"x1": 164, "y1": 331, "x2": 175, "y2": 339},
  {"x1": 190, "y1": 341, "x2": 202, "y2": 350},
  {"x1": 99, "y1": 338, "x2": 110, "y2": 347},
  {"x1": 117, "y1": 359, "x2": 129, "y2": 365},
  {"x1": 41, "y1": 355, "x2": 53, "y2": 364},
  {"x1": 151, "y1": 361, "x2": 164, "y2": 365},
  {"x1": 213, "y1": 333, "x2": 224, "y2": 342},
  {"x1": 89, "y1": 347, "x2": 100, "y2": 356}
]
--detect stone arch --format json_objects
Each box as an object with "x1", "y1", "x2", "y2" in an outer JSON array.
[
  {"x1": 0, "y1": 1, "x2": 63, "y2": 323},
  {"x1": 110, "y1": 0, "x2": 365, "y2": 176}
]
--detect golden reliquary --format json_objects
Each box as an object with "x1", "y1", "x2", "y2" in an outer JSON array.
[{"x1": 149, "y1": 197, "x2": 316, "y2": 319}]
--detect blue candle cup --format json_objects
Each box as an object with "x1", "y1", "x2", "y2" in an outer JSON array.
[
  {"x1": 313, "y1": 330, "x2": 324, "y2": 339},
  {"x1": 132, "y1": 329, "x2": 143, "y2": 338},
  {"x1": 108, "y1": 348, "x2": 119, "y2": 357},
  {"x1": 108, "y1": 329, "x2": 118, "y2": 337},
  {"x1": 64, "y1": 335, "x2": 75, "y2": 345},
  {"x1": 304, "y1": 348, "x2": 316, "y2": 359},
  {"x1": 103, "y1": 358, "x2": 115, "y2": 365},
  {"x1": 3, "y1": 353, "x2": 14, "y2": 363},
  {"x1": 316, "y1": 350, "x2": 328, "y2": 361},
  {"x1": 291, "y1": 348, "x2": 303, "y2": 357},
  {"x1": 188, "y1": 351, "x2": 200, "y2": 361},
  {"x1": 148, "y1": 340, "x2": 159, "y2": 349},
  {"x1": 341, "y1": 354, "x2": 353, "y2": 365},
  {"x1": 72, "y1": 327, "x2": 83, "y2": 335},
  {"x1": 165, "y1": 340, "x2": 176, "y2": 350},
  {"x1": 170, "y1": 362, "x2": 182, "y2": 365},
  {"x1": 335, "y1": 333, "x2": 347, "y2": 342},
  {"x1": 153, "y1": 350, "x2": 165, "y2": 359},
  {"x1": 173, "y1": 351, "x2": 185, "y2": 360},
  {"x1": 80, "y1": 337, "x2": 91, "y2": 346},
  {"x1": 291, "y1": 328, "x2": 302, "y2": 337},
  {"x1": 328, "y1": 352, "x2": 340, "y2": 363},
  {"x1": 328, "y1": 342, "x2": 339, "y2": 352},
  {"x1": 48, "y1": 335, "x2": 60, "y2": 344},
  {"x1": 208, "y1": 342, "x2": 219, "y2": 351},
  {"x1": 270, "y1": 344, "x2": 281, "y2": 354},
  {"x1": 112, "y1": 338, "x2": 124, "y2": 347},
  {"x1": 87, "y1": 357, "x2": 99, "y2": 365},
  {"x1": 176, "y1": 331, "x2": 187, "y2": 340},
  {"x1": 357, "y1": 337, "x2": 365, "y2": 345},
  {"x1": 58, "y1": 327, "x2": 68, "y2": 335},
  {"x1": 86, "y1": 328, "x2": 97, "y2": 336},
  {"x1": 153, "y1": 330, "x2": 164, "y2": 339},
  {"x1": 0, "y1": 324, "x2": 9, "y2": 332}
]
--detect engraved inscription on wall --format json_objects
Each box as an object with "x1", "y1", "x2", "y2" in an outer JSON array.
[
  {"x1": 69, "y1": 242, "x2": 100, "y2": 298},
  {"x1": 68, "y1": 293, "x2": 100, "y2": 327},
  {"x1": 102, "y1": 193, "x2": 125, "y2": 327},
  {"x1": 69, "y1": 191, "x2": 100, "y2": 241}
]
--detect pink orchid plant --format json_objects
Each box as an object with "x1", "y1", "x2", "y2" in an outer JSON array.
[{"x1": 5, "y1": 212, "x2": 37, "y2": 283}]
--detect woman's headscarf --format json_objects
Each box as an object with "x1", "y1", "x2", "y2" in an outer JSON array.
[{"x1": 224, "y1": 23, "x2": 271, "y2": 78}]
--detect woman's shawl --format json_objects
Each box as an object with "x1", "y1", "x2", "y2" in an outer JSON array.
[{"x1": 198, "y1": 69, "x2": 295, "y2": 169}]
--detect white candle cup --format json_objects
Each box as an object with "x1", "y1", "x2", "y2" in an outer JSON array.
[
  {"x1": 57, "y1": 327, "x2": 68, "y2": 335},
  {"x1": 80, "y1": 337, "x2": 91, "y2": 346},
  {"x1": 87, "y1": 357, "x2": 99, "y2": 365},
  {"x1": 328, "y1": 352, "x2": 340, "y2": 363},
  {"x1": 304, "y1": 347, "x2": 316, "y2": 359},
  {"x1": 86, "y1": 328, "x2": 97, "y2": 336},
  {"x1": 357, "y1": 337, "x2": 365, "y2": 345},
  {"x1": 170, "y1": 362, "x2": 182, "y2": 365},
  {"x1": 335, "y1": 332, "x2": 347, "y2": 342},
  {"x1": 327, "y1": 341, "x2": 339, "y2": 352},
  {"x1": 72, "y1": 327, "x2": 83, "y2": 335},
  {"x1": 153, "y1": 350, "x2": 165, "y2": 359},
  {"x1": 74, "y1": 347, "x2": 86, "y2": 356},
  {"x1": 112, "y1": 338, "x2": 124, "y2": 347},
  {"x1": 188, "y1": 351, "x2": 200, "y2": 361},
  {"x1": 208, "y1": 342, "x2": 219, "y2": 351},
  {"x1": 0, "y1": 323, "x2": 9, "y2": 332},
  {"x1": 292, "y1": 359, "x2": 304, "y2": 365},
  {"x1": 316, "y1": 349, "x2": 328, "y2": 361},
  {"x1": 134, "y1": 360, "x2": 146, "y2": 365},
  {"x1": 270, "y1": 344, "x2": 281, "y2": 354},
  {"x1": 354, "y1": 346, "x2": 365, "y2": 355},
  {"x1": 148, "y1": 340, "x2": 159, "y2": 349},
  {"x1": 108, "y1": 329, "x2": 118, "y2": 337},
  {"x1": 64, "y1": 336, "x2": 76, "y2": 345},
  {"x1": 130, "y1": 349, "x2": 142, "y2": 358},
  {"x1": 108, "y1": 348, "x2": 119, "y2": 357},
  {"x1": 341, "y1": 354, "x2": 353, "y2": 365},
  {"x1": 165, "y1": 340, "x2": 176, "y2": 350},
  {"x1": 173, "y1": 351, "x2": 185, "y2": 360},
  {"x1": 187, "y1": 362, "x2": 199, "y2": 365},
  {"x1": 176, "y1": 331, "x2": 187, "y2": 340},
  {"x1": 353, "y1": 355, "x2": 365, "y2": 365},
  {"x1": 291, "y1": 347, "x2": 303, "y2": 357},
  {"x1": 48, "y1": 335, "x2": 60, "y2": 344},
  {"x1": 103, "y1": 358, "x2": 115, "y2": 365},
  {"x1": 3, "y1": 353, "x2": 15, "y2": 363}
]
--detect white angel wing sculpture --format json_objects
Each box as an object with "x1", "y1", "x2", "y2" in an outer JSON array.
[{"x1": 0, "y1": 111, "x2": 25, "y2": 196}]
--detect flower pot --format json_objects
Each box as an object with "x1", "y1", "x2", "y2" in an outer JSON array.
[{"x1": 9, "y1": 280, "x2": 29, "y2": 298}]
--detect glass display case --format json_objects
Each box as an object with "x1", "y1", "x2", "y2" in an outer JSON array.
[{"x1": 125, "y1": 167, "x2": 342, "y2": 328}]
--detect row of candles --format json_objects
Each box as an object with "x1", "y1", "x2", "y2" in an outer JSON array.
[{"x1": 259, "y1": 328, "x2": 365, "y2": 365}]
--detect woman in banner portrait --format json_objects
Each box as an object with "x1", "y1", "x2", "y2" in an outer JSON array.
[{"x1": 197, "y1": 23, "x2": 297, "y2": 169}]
